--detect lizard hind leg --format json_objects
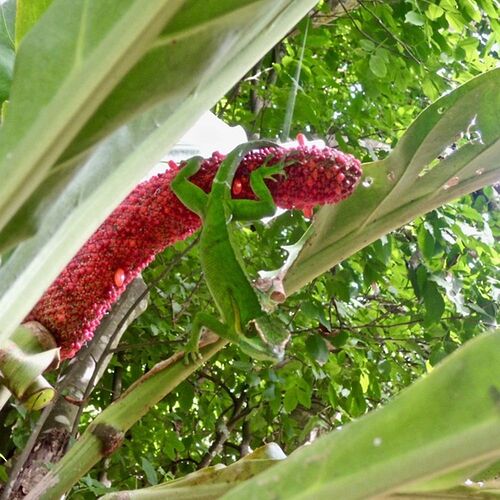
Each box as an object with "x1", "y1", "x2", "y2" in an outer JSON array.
[{"x1": 184, "y1": 313, "x2": 236, "y2": 365}]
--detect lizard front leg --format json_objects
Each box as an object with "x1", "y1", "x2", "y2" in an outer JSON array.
[
  {"x1": 229, "y1": 162, "x2": 286, "y2": 221},
  {"x1": 170, "y1": 157, "x2": 208, "y2": 218}
]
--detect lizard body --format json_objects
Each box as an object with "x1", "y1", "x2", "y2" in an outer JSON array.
[
  {"x1": 27, "y1": 144, "x2": 362, "y2": 359},
  {"x1": 171, "y1": 142, "x2": 290, "y2": 360}
]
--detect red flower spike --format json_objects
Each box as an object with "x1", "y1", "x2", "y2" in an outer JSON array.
[{"x1": 27, "y1": 144, "x2": 362, "y2": 359}]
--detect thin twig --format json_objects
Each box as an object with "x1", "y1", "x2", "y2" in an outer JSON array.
[
  {"x1": 198, "y1": 370, "x2": 238, "y2": 408},
  {"x1": 172, "y1": 276, "x2": 203, "y2": 322}
]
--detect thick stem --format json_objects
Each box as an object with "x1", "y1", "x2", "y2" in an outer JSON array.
[
  {"x1": 26, "y1": 336, "x2": 228, "y2": 500},
  {"x1": 6, "y1": 278, "x2": 148, "y2": 499},
  {"x1": 0, "y1": 323, "x2": 59, "y2": 411}
]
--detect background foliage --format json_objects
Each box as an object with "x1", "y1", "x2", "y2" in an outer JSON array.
[{"x1": 0, "y1": 0, "x2": 498, "y2": 498}]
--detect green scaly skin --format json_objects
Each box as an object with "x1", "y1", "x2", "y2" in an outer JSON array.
[{"x1": 171, "y1": 141, "x2": 290, "y2": 363}]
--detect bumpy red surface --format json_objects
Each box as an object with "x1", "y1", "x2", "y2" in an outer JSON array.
[{"x1": 27, "y1": 145, "x2": 362, "y2": 359}]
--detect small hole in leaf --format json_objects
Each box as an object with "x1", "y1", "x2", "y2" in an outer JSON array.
[
  {"x1": 443, "y1": 176, "x2": 460, "y2": 190},
  {"x1": 419, "y1": 115, "x2": 483, "y2": 178},
  {"x1": 362, "y1": 177, "x2": 374, "y2": 188}
]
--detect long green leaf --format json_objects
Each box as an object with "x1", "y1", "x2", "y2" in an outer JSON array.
[
  {"x1": 223, "y1": 330, "x2": 500, "y2": 499},
  {"x1": 101, "y1": 444, "x2": 286, "y2": 499},
  {"x1": 283, "y1": 68, "x2": 500, "y2": 294},
  {"x1": 0, "y1": 1, "x2": 318, "y2": 345},
  {"x1": 15, "y1": 0, "x2": 53, "y2": 45},
  {"x1": 0, "y1": 0, "x2": 187, "y2": 233},
  {"x1": 0, "y1": 0, "x2": 15, "y2": 104}
]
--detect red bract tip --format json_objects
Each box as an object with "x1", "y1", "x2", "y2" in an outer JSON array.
[
  {"x1": 114, "y1": 268, "x2": 125, "y2": 288},
  {"x1": 232, "y1": 179, "x2": 243, "y2": 195},
  {"x1": 296, "y1": 133, "x2": 307, "y2": 147}
]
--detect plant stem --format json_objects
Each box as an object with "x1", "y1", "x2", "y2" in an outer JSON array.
[{"x1": 26, "y1": 336, "x2": 228, "y2": 500}]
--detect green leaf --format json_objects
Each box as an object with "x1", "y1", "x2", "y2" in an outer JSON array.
[
  {"x1": 429, "y1": 347, "x2": 447, "y2": 366},
  {"x1": 459, "y1": 0, "x2": 482, "y2": 22},
  {"x1": 423, "y1": 281, "x2": 445, "y2": 324},
  {"x1": 325, "y1": 269, "x2": 352, "y2": 302},
  {"x1": 0, "y1": 0, "x2": 184, "y2": 234},
  {"x1": 425, "y1": 4, "x2": 444, "y2": 20},
  {"x1": 417, "y1": 224, "x2": 435, "y2": 260},
  {"x1": 141, "y1": 457, "x2": 158, "y2": 486},
  {"x1": 305, "y1": 334, "x2": 329, "y2": 364},
  {"x1": 283, "y1": 386, "x2": 299, "y2": 412},
  {"x1": 477, "y1": 0, "x2": 498, "y2": 18},
  {"x1": 331, "y1": 331, "x2": 349, "y2": 348},
  {"x1": 369, "y1": 53, "x2": 387, "y2": 78},
  {"x1": 405, "y1": 11, "x2": 425, "y2": 26},
  {"x1": 445, "y1": 11, "x2": 466, "y2": 31},
  {"x1": 224, "y1": 331, "x2": 500, "y2": 498},
  {"x1": 359, "y1": 39, "x2": 375, "y2": 52},
  {"x1": 101, "y1": 445, "x2": 286, "y2": 499},
  {"x1": 15, "y1": 0, "x2": 53, "y2": 45},
  {"x1": 459, "y1": 36, "x2": 479, "y2": 60}
]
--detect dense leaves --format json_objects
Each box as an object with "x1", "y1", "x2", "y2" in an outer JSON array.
[{"x1": 73, "y1": 192, "x2": 497, "y2": 494}]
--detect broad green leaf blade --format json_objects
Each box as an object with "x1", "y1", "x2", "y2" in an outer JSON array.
[
  {"x1": 101, "y1": 444, "x2": 286, "y2": 499},
  {"x1": 223, "y1": 331, "x2": 500, "y2": 499},
  {"x1": 0, "y1": 0, "x2": 15, "y2": 104},
  {"x1": 15, "y1": 0, "x2": 53, "y2": 45},
  {"x1": 0, "y1": 0, "x2": 187, "y2": 234},
  {"x1": 1, "y1": 1, "x2": 280, "y2": 255},
  {"x1": 63, "y1": 0, "x2": 282, "y2": 161},
  {"x1": 0, "y1": 0, "x2": 318, "y2": 344},
  {"x1": 283, "y1": 69, "x2": 500, "y2": 294}
]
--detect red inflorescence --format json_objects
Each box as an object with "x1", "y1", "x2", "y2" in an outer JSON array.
[{"x1": 26, "y1": 144, "x2": 362, "y2": 359}]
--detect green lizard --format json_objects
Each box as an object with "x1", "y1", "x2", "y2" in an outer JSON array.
[{"x1": 171, "y1": 141, "x2": 290, "y2": 362}]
